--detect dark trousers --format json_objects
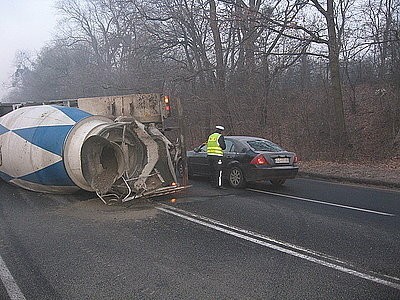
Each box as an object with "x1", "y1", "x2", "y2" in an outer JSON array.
[{"x1": 208, "y1": 155, "x2": 223, "y2": 187}]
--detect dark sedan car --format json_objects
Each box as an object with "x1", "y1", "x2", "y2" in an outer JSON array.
[{"x1": 185, "y1": 136, "x2": 299, "y2": 188}]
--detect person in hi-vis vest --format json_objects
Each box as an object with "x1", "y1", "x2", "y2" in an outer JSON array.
[{"x1": 207, "y1": 125, "x2": 226, "y2": 187}]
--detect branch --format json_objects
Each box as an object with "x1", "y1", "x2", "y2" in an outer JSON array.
[
  {"x1": 309, "y1": 0, "x2": 327, "y2": 16},
  {"x1": 269, "y1": 51, "x2": 329, "y2": 59}
]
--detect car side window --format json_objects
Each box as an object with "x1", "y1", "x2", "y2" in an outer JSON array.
[
  {"x1": 200, "y1": 144, "x2": 207, "y2": 152},
  {"x1": 224, "y1": 140, "x2": 235, "y2": 153}
]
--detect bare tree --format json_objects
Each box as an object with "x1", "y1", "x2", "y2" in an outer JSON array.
[
  {"x1": 307, "y1": 0, "x2": 348, "y2": 148},
  {"x1": 6, "y1": 0, "x2": 400, "y2": 160}
]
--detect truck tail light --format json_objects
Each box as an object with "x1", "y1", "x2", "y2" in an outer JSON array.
[
  {"x1": 250, "y1": 154, "x2": 268, "y2": 165},
  {"x1": 163, "y1": 95, "x2": 171, "y2": 117}
]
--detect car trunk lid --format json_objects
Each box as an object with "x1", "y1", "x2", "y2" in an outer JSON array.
[{"x1": 258, "y1": 151, "x2": 295, "y2": 166}]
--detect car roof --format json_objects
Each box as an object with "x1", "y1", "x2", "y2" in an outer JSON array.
[{"x1": 226, "y1": 136, "x2": 268, "y2": 141}]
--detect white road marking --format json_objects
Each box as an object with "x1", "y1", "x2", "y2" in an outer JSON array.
[
  {"x1": 247, "y1": 189, "x2": 395, "y2": 217},
  {"x1": 157, "y1": 204, "x2": 400, "y2": 290},
  {"x1": 0, "y1": 254, "x2": 26, "y2": 300}
]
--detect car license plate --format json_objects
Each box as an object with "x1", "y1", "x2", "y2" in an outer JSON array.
[{"x1": 275, "y1": 157, "x2": 289, "y2": 164}]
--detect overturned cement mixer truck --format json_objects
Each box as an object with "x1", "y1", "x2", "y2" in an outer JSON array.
[{"x1": 0, "y1": 94, "x2": 185, "y2": 204}]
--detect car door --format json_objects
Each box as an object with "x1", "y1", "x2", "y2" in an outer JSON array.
[
  {"x1": 188, "y1": 144, "x2": 209, "y2": 175},
  {"x1": 223, "y1": 139, "x2": 237, "y2": 167}
]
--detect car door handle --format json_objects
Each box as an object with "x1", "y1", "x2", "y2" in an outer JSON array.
[{"x1": 226, "y1": 155, "x2": 234, "y2": 159}]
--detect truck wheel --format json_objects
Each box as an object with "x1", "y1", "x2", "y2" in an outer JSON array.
[
  {"x1": 270, "y1": 179, "x2": 286, "y2": 186},
  {"x1": 228, "y1": 166, "x2": 246, "y2": 188}
]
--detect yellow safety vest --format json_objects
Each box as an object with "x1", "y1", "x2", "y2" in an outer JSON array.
[{"x1": 207, "y1": 133, "x2": 223, "y2": 156}]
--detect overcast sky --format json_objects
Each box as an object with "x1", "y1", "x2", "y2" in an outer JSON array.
[{"x1": 0, "y1": 0, "x2": 58, "y2": 101}]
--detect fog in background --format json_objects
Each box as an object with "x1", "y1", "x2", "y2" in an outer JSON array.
[
  {"x1": 0, "y1": 0, "x2": 399, "y2": 159},
  {"x1": 0, "y1": 0, "x2": 57, "y2": 100}
]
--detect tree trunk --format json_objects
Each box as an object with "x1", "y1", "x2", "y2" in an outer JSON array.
[
  {"x1": 326, "y1": 0, "x2": 347, "y2": 147},
  {"x1": 209, "y1": 0, "x2": 225, "y2": 91}
]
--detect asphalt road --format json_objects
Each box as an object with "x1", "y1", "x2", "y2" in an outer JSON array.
[{"x1": 0, "y1": 178, "x2": 399, "y2": 299}]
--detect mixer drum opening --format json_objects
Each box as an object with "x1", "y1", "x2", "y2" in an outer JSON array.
[{"x1": 81, "y1": 136, "x2": 124, "y2": 194}]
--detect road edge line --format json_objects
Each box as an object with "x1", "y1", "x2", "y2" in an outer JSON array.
[
  {"x1": 247, "y1": 188, "x2": 395, "y2": 217},
  {"x1": 157, "y1": 205, "x2": 400, "y2": 291},
  {"x1": 0, "y1": 254, "x2": 26, "y2": 300}
]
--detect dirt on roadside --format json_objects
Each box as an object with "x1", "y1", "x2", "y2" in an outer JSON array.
[{"x1": 299, "y1": 158, "x2": 400, "y2": 188}]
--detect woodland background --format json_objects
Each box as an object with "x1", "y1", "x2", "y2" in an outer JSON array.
[{"x1": 2, "y1": 0, "x2": 400, "y2": 160}]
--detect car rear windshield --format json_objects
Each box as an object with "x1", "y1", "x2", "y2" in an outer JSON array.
[{"x1": 247, "y1": 140, "x2": 283, "y2": 152}]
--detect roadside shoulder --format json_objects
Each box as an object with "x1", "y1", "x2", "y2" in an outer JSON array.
[{"x1": 298, "y1": 160, "x2": 400, "y2": 189}]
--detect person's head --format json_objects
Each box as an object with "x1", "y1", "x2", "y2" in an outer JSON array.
[{"x1": 215, "y1": 125, "x2": 225, "y2": 133}]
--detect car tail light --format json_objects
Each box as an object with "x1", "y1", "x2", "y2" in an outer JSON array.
[
  {"x1": 250, "y1": 154, "x2": 268, "y2": 165},
  {"x1": 293, "y1": 155, "x2": 299, "y2": 163}
]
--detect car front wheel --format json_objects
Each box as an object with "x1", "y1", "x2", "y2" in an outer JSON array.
[
  {"x1": 176, "y1": 159, "x2": 184, "y2": 178},
  {"x1": 228, "y1": 166, "x2": 246, "y2": 188},
  {"x1": 176, "y1": 159, "x2": 192, "y2": 179}
]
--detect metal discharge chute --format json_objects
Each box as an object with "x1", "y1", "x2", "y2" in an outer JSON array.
[{"x1": 0, "y1": 97, "x2": 182, "y2": 203}]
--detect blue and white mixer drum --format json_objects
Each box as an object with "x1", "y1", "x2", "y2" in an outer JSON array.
[{"x1": 0, "y1": 105, "x2": 124, "y2": 193}]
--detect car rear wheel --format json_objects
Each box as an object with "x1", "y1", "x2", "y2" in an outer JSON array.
[
  {"x1": 228, "y1": 166, "x2": 246, "y2": 188},
  {"x1": 270, "y1": 179, "x2": 286, "y2": 186}
]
